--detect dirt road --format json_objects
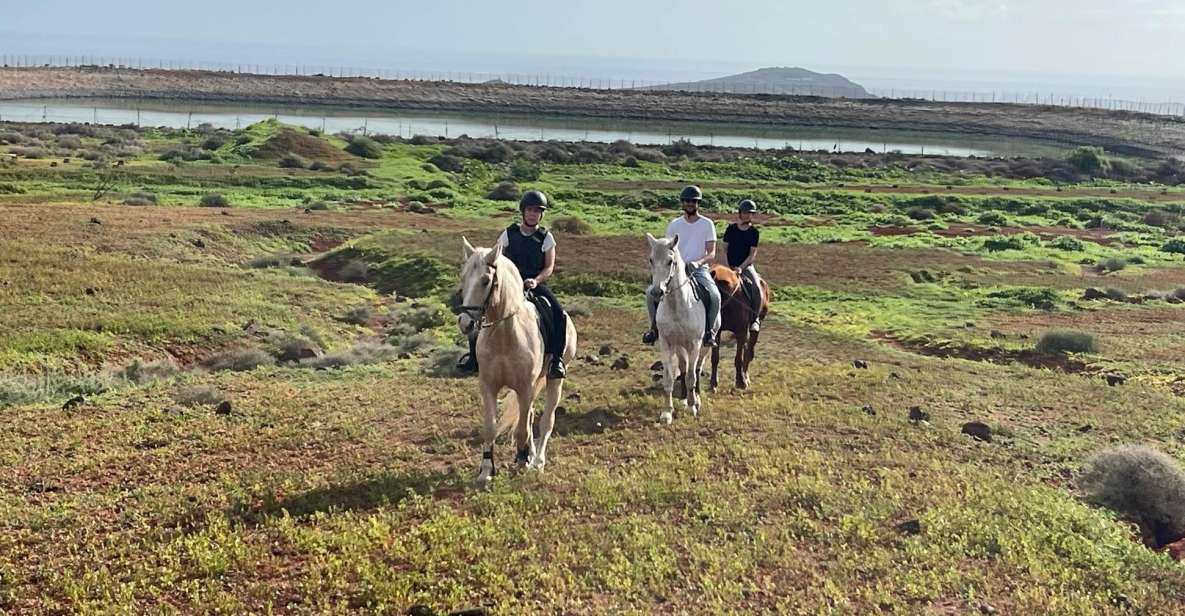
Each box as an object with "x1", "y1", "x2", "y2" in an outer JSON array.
[{"x1": 2, "y1": 67, "x2": 1183, "y2": 157}]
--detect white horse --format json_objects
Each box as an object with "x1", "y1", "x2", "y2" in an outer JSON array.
[
  {"x1": 646, "y1": 233, "x2": 716, "y2": 424},
  {"x1": 457, "y1": 237, "x2": 578, "y2": 489}
]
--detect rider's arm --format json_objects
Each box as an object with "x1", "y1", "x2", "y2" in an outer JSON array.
[
  {"x1": 717, "y1": 241, "x2": 729, "y2": 266},
  {"x1": 535, "y1": 247, "x2": 556, "y2": 284},
  {"x1": 738, "y1": 246, "x2": 757, "y2": 270},
  {"x1": 695, "y1": 240, "x2": 716, "y2": 268}
]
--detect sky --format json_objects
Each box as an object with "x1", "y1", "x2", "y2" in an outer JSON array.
[{"x1": 4, "y1": 0, "x2": 1185, "y2": 98}]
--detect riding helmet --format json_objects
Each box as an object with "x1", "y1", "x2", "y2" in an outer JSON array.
[
  {"x1": 679, "y1": 185, "x2": 703, "y2": 202},
  {"x1": 738, "y1": 199, "x2": 758, "y2": 213},
  {"x1": 519, "y1": 190, "x2": 549, "y2": 211}
]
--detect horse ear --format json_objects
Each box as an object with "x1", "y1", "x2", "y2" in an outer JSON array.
[
  {"x1": 484, "y1": 246, "x2": 499, "y2": 266},
  {"x1": 645, "y1": 232, "x2": 657, "y2": 246},
  {"x1": 670, "y1": 234, "x2": 680, "y2": 250},
  {"x1": 462, "y1": 236, "x2": 475, "y2": 260}
]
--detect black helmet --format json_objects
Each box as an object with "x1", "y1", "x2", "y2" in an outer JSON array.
[
  {"x1": 519, "y1": 190, "x2": 549, "y2": 211},
  {"x1": 738, "y1": 199, "x2": 758, "y2": 213},
  {"x1": 679, "y1": 185, "x2": 703, "y2": 202}
]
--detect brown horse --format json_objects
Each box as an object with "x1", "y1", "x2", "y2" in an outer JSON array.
[{"x1": 708, "y1": 264, "x2": 769, "y2": 390}]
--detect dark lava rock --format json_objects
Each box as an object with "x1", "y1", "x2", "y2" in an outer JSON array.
[
  {"x1": 961, "y1": 421, "x2": 992, "y2": 442},
  {"x1": 895, "y1": 519, "x2": 922, "y2": 535}
]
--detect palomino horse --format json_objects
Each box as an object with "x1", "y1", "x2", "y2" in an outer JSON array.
[
  {"x1": 708, "y1": 265, "x2": 770, "y2": 391},
  {"x1": 646, "y1": 233, "x2": 718, "y2": 424},
  {"x1": 458, "y1": 238, "x2": 578, "y2": 489}
]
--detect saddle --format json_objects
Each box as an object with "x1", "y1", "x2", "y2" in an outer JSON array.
[{"x1": 524, "y1": 290, "x2": 555, "y2": 354}]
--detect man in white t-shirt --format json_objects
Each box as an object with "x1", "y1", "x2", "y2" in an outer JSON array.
[{"x1": 642, "y1": 185, "x2": 721, "y2": 348}]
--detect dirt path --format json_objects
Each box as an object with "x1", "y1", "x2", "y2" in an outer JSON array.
[{"x1": 1, "y1": 67, "x2": 1182, "y2": 157}]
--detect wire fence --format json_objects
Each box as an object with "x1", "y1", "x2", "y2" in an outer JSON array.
[{"x1": 2, "y1": 53, "x2": 1183, "y2": 117}]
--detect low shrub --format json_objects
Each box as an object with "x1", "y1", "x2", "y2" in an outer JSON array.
[
  {"x1": 345, "y1": 135, "x2": 383, "y2": 159},
  {"x1": 487, "y1": 181, "x2": 520, "y2": 201},
  {"x1": 552, "y1": 216, "x2": 592, "y2": 235},
  {"x1": 1036, "y1": 329, "x2": 1097, "y2": 354},
  {"x1": 199, "y1": 193, "x2": 230, "y2": 208},
  {"x1": 1081, "y1": 445, "x2": 1185, "y2": 547},
  {"x1": 301, "y1": 341, "x2": 398, "y2": 369},
  {"x1": 201, "y1": 348, "x2": 275, "y2": 372},
  {"x1": 174, "y1": 385, "x2": 226, "y2": 407},
  {"x1": 113, "y1": 358, "x2": 179, "y2": 385}
]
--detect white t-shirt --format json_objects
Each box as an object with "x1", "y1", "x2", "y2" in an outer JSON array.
[
  {"x1": 665, "y1": 215, "x2": 716, "y2": 264},
  {"x1": 496, "y1": 228, "x2": 557, "y2": 253}
]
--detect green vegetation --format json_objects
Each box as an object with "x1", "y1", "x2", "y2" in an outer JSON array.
[{"x1": 3, "y1": 119, "x2": 1185, "y2": 612}]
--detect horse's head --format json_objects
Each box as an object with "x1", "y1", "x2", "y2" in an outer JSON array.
[
  {"x1": 458, "y1": 237, "x2": 523, "y2": 335},
  {"x1": 646, "y1": 233, "x2": 683, "y2": 297}
]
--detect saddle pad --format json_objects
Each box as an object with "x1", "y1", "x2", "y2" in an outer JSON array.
[{"x1": 525, "y1": 291, "x2": 555, "y2": 353}]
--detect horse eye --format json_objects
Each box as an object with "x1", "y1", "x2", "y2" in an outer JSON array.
[{"x1": 480, "y1": 274, "x2": 492, "y2": 285}]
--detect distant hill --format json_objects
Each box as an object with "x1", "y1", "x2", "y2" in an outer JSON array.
[{"x1": 643, "y1": 67, "x2": 873, "y2": 98}]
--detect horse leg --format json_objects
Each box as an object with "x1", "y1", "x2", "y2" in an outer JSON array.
[
  {"x1": 743, "y1": 329, "x2": 759, "y2": 388},
  {"x1": 710, "y1": 340, "x2": 720, "y2": 393},
  {"x1": 734, "y1": 329, "x2": 749, "y2": 389},
  {"x1": 513, "y1": 382, "x2": 535, "y2": 469},
  {"x1": 532, "y1": 377, "x2": 563, "y2": 471},
  {"x1": 658, "y1": 342, "x2": 676, "y2": 425},
  {"x1": 475, "y1": 383, "x2": 500, "y2": 490},
  {"x1": 686, "y1": 344, "x2": 702, "y2": 417}
]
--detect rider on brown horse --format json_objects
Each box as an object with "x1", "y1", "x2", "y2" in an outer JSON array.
[{"x1": 721, "y1": 199, "x2": 764, "y2": 333}]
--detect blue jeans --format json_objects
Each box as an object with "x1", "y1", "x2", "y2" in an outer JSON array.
[{"x1": 647, "y1": 264, "x2": 721, "y2": 341}]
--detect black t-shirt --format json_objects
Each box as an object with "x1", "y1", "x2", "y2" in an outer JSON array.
[{"x1": 722, "y1": 224, "x2": 759, "y2": 268}]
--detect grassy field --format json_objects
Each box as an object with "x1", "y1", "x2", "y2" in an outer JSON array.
[{"x1": 3, "y1": 120, "x2": 1185, "y2": 614}]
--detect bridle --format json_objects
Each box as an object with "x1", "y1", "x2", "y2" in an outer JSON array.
[
  {"x1": 654, "y1": 250, "x2": 694, "y2": 303},
  {"x1": 459, "y1": 261, "x2": 520, "y2": 333}
]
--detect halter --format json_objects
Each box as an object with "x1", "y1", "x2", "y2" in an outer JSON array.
[
  {"x1": 654, "y1": 250, "x2": 694, "y2": 304},
  {"x1": 459, "y1": 262, "x2": 520, "y2": 333}
]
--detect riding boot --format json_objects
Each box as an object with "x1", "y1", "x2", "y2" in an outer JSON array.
[
  {"x1": 456, "y1": 335, "x2": 479, "y2": 374},
  {"x1": 548, "y1": 357, "x2": 567, "y2": 380}
]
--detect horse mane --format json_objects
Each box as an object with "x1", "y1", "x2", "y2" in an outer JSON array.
[{"x1": 708, "y1": 264, "x2": 740, "y2": 294}]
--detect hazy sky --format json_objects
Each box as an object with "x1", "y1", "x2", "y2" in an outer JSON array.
[{"x1": 5, "y1": 0, "x2": 1184, "y2": 85}]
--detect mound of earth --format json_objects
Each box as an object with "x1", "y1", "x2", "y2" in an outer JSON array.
[
  {"x1": 645, "y1": 66, "x2": 873, "y2": 98},
  {"x1": 251, "y1": 128, "x2": 355, "y2": 162}
]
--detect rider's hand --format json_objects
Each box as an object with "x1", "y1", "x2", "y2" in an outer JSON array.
[
  {"x1": 524, "y1": 278, "x2": 537, "y2": 290},
  {"x1": 733, "y1": 267, "x2": 742, "y2": 274}
]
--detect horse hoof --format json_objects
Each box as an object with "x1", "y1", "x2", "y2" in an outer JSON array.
[
  {"x1": 474, "y1": 474, "x2": 493, "y2": 491},
  {"x1": 528, "y1": 459, "x2": 546, "y2": 472},
  {"x1": 658, "y1": 411, "x2": 673, "y2": 425},
  {"x1": 709, "y1": 386, "x2": 718, "y2": 394},
  {"x1": 736, "y1": 381, "x2": 748, "y2": 390},
  {"x1": 689, "y1": 405, "x2": 699, "y2": 417}
]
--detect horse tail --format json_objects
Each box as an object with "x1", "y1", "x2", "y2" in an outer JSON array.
[{"x1": 497, "y1": 390, "x2": 519, "y2": 436}]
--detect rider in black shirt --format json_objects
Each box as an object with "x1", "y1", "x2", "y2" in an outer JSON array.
[{"x1": 720, "y1": 199, "x2": 764, "y2": 332}]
